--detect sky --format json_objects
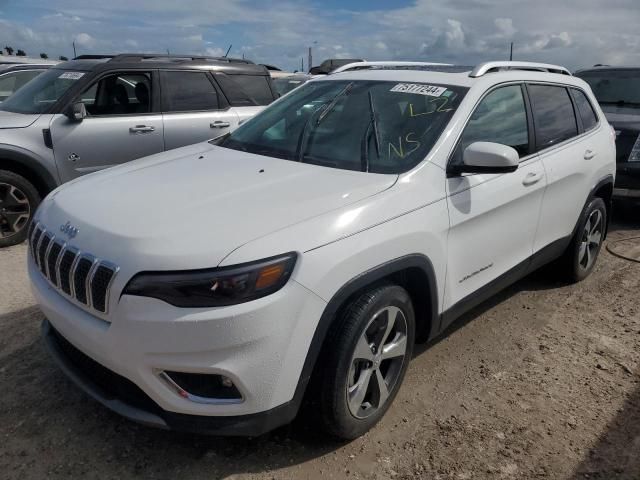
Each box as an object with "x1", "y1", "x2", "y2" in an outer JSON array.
[{"x1": 1, "y1": 0, "x2": 639, "y2": 72}]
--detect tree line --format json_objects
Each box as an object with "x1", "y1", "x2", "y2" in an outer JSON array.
[{"x1": 3, "y1": 46, "x2": 68, "y2": 61}]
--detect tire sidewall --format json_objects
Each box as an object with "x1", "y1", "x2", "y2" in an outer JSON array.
[
  {"x1": 0, "y1": 170, "x2": 41, "y2": 248},
  {"x1": 571, "y1": 197, "x2": 607, "y2": 281},
  {"x1": 323, "y1": 285, "x2": 415, "y2": 439}
]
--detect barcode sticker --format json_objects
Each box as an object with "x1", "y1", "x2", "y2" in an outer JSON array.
[
  {"x1": 390, "y1": 83, "x2": 447, "y2": 97},
  {"x1": 59, "y1": 72, "x2": 85, "y2": 80}
]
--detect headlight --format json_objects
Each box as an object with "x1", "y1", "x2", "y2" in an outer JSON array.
[{"x1": 123, "y1": 253, "x2": 297, "y2": 307}]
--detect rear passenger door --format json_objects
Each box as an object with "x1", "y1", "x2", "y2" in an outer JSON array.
[
  {"x1": 160, "y1": 70, "x2": 240, "y2": 150},
  {"x1": 527, "y1": 84, "x2": 598, "y2": 253}
]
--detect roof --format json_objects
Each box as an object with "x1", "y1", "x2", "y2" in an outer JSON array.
[
  {"x1": 0, "y1": 63, "x2": 53, "y2": 73},
  {"x1": 52, "y1": 54, "x2": 269, "y2": 75},
  {"x1": 575, "y1": 65, "x2": 640, "y2": 74},
  {"x1": 0, "y1": 55, "x2": 59, "y2": 65}
]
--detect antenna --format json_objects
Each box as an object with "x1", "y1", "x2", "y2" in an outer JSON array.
[
  {"x1": 224, "y1": 44, "x2": 232, "y2": 57},
  {"x1": 509, "y1": 42, "x2": 513, "y2": 61}
]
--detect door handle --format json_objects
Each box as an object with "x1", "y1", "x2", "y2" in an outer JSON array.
[
  {"x1": 210, "y1": 121, "x2": 231, "y2": 129},
  {"x1": 129, "y1": 125, "x2": 155, "y2": 133},
  {"x1": 522, "y1": 172, "x2": 543, "y2": 186},
  {"x1": 584, "y1": 150, "x2": 596, "y2": 160}
]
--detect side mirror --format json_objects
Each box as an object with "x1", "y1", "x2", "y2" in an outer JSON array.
[
  {"x1": 455, "y1": 141, "x2": 519, "y2": 175},
  {"x1": 65, "y1": 102, "x2": 86, "y2": 122}
]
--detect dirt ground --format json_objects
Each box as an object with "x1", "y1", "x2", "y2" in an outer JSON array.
[{"x1": 1, "y1": 205, "x2": 639, "y2": 480}]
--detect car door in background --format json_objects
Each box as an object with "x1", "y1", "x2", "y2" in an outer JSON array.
[
  {"x1": 527, "y1": 84, "x2": 596, "y2": 254},
  {"x1": 160, "y1": 70, "x2": 239, "y2": 150},
  {"x1": 214, "y1": 72, "x2": 275, "y2": 124},
  {"x1": 444, "y1": 84, "x2": 547, "y2": 321},
  {"x1": 50, "y1": 70, "x2": 164, "y2": 182}
]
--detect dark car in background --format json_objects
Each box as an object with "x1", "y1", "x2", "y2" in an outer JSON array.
[{"x1": 576, "y1": 66, "x2": 640, "y2": 199}]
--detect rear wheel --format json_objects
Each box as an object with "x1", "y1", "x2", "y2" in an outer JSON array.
[
  {"x1": 0, "y1": 170, "x2": 40, "y2": 248},
  {"x1": 318, "y1": 284, "x2": 415, "y2": 439},
  {"x1": 561, "y1": 197, "x2": 607, "y2": 282}
]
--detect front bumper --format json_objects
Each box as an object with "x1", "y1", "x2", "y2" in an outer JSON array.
[{"x1": 30, "y1": 256, "x2": 327, "y2": 435}]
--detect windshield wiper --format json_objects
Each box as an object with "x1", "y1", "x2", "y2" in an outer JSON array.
[
  {"x1": 363, "y1": 90, "x2": 381, "y2": 172},
  {"x1": 316, "y1": 82, "x2": 354, "y2": 126},
  {"x1": 296, "y1": 82, "x2": 355, "y2": 162}
]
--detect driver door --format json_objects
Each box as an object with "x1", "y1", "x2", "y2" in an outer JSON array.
[
  {"x1": 50, "y1": 70, "x2": 164, "y2": 182},
  {"x1": 443, "y1": 84, "x2": 547, "y2": 324}
]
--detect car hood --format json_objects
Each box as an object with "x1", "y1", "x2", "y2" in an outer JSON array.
[
  {"x1": 38, "y1": 143, "x2": 397, "y2": 271},
  {"x1": 0, "y1": 110, "x2": 40, "y2": 129},
  {"x1": 601, "y1": 105, "x2": 640, "y2": 130}
]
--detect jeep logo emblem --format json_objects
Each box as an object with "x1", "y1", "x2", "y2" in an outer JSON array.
[{"x1": 60, "y1": 221, "x2": 79, "y2": 239}]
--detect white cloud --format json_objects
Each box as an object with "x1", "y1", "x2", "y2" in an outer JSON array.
[
  {"x1": 494, "y1": 18, "x2": 516, "y2": 37},
  {"x1": 74, "y1": 32, "x2": 95, "y2": 47}
]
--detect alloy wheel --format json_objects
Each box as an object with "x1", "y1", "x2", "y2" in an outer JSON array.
[
  {"x1": 347, "y1": 305, "x2": 408, "y2": 419},
  {"x1": 579, "y1": 209, "x2": 603, "y2": 271},
  {"x1": 0, "y1": 182, "x2": 31, "y2": 239}
]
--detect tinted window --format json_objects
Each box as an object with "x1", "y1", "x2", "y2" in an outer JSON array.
[
  {"x1": 79, "y1": 72, "x2": 152, "y2": 115},
  {"x1": 163, "y1": 71, "x2": 218, "y2": 112},
  {"x1": 219, "y1": 80, "x2": 467, "y2": 173},
  {"x1": 571, "y1": 89, "x2": 598, "y2": 131},
  {"x1": 528, "y1": 85, "x2": 578, "y2": 149},
  {"x1": 576, "y1": 69, "x2": 640, "y2": 106},
  {"x1": 216, "y1": 73, "x2": 274, "y2": 106},
  {"x1": 453, "y1": 85, "x2": 529, "y2": 164}
]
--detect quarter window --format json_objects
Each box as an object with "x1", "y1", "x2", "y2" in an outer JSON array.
[
  {"x1": 163, "y1": 71, "x2": 219, "y2": 112},
  {"x1": 453, "y1": 85, "x2": 530, "y2": 164},
  {"x1": 571, "y1": 89, "x2": 598, "y2": 131},
  {"x1": 528, "y1": 85, "x2": 578, "y2": 149}
]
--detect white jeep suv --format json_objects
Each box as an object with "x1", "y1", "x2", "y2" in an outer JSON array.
[{"x1": 29, "y1": 61, "x2": 616, "y2": 439}]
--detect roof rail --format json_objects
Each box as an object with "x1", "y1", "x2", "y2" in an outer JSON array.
[
  {"x1": 73, "y1": 54, "x2": 116, "y2": 60},
  {"x1": 469, "y1": 61, "x2": 571, "y2": 78},
  {"x1": 331, "y1": 61, "x2": 453, "y2": 74},
  {"x1": 103, "y1": 53, "x2": 253, "y2": 64}
]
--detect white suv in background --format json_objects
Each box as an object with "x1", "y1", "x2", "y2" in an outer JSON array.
[{"x1": 30, "y1": 61, "x2": 616, "y2": 439}]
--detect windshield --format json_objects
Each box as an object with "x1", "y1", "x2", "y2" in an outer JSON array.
[
  {"x1": 219, "y1": 80, "x2": 466, "y2": 173},
  {"x1": 0, "y1": 69, "x2": 86, "y2": 114},
  {"x1": 576, "y1": 69, "x2": 640, "y2": 107}
]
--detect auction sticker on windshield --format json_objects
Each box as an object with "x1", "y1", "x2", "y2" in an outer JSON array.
[
  {"x1": 390, "y1": 83, "x2": 447, "y2": 97},
  {"x1": 58, "y1": 72, "x2": 85, "y2": 80}
]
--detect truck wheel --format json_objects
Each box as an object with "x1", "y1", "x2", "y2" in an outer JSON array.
[
  {"x1": 0, "y1": 170, "x2": 41, "y2": 248},
  {"x1": 318, "y1": 284, "x2": 415, "y2": 439}
]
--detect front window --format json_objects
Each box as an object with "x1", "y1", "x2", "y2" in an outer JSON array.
[
  {"x1": 218, "y1": 80, "x2": 466, "y2": 173},
  {"x1": 0, "y1": 69, "x2": 86, "y2": 114},
  {"x1": 576, "y1": 69, "x2": 640, "y2": 107}
]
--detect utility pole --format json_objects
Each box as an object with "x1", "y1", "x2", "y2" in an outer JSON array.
[
  {"x1": 308, "y1": 46, "x2": 312, "y2": 72},
  {"x1": 72, "y1": 41, "x2": 77, "y2": 58},
  {"x1": 301, "y1": 57, "x2": 304, "y2": 71},
  {"x1": 509, "y1": 42, "x2": 513, "y2": 61}
]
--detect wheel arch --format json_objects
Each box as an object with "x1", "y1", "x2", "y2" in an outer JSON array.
[
  {"x1": 0, "y1": 148, "x2": 58, "y2": 199},
  {"x1": 293, "y1": 254, "x2": 439, "y2": 411},
  {"x1": 585, "y1": 174, "x2": 614, "y2": 239}
]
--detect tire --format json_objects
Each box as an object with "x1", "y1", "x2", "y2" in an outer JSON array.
[
  {"x1": 0, "y1": 170, "x2": 41, "y2": 248},
  {"x1": 318, "y1": 284, "x2": 415, "y2": 439},
  {"x1": 560, "y1": 197, "x2": 607, "y2": 282}
]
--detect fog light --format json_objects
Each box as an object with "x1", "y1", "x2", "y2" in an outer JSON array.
[{"x1": 159, "y1": 371, "x2": 243, "y2": 403}]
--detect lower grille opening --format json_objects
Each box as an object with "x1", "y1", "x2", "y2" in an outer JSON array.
[
  {"x1": 49, "y1": 325, "x2": 162, "y2": 415},
  {"x1": 164, "y1": 371, "x2": 242, "y2": 400}
]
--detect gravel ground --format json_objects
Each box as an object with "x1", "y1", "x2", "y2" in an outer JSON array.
[{"x1": 0, "y1": 205, "x2": 638, "y2": 480}]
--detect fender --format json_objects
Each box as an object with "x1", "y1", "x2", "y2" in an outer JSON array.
[
  {"x1": 0, "y1": 145, "x2": 59, "y2": 193},
  {"x1": 290, "y1": 254, "x2": 439, "y2": 411}
]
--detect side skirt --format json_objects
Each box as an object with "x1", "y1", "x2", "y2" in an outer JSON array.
[{"x1": 439, "y1": 235, "x2": 571, "y2": 333}]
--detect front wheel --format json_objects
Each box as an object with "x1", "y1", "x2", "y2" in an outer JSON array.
[
  {"x1": 318, "y1": 284, "x2": 415, "y2": 439},
  {"x1": 0, "y1": 170, "x2": 41, "y2": 248}
]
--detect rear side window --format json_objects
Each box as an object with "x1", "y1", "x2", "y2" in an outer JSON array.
[
  {"x1": 528, "y1": 84, "x2": 578, "y2": 149},
  {"x1": 571, "y1": 89, "x2": 598, "y2": 131},
  {"x1": 163, "y1": 71, "x2": 219, "y2": 112},
  {"x1": 216, "y1": 73, "x2": 274, "y2": 106},
  {"x1": 452, "y1": 84, "x2": 530, "y2": 164}
]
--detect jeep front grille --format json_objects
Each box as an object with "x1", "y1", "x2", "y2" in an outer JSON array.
[{"x1": 29, "y1": 223, "x2": 119, "y2": 314}]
